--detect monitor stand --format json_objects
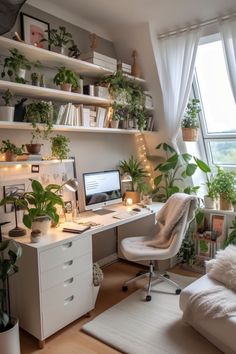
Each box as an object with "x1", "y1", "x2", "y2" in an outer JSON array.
[{"x1": 92, "y1": 208, "x2": 115, "y2": 215}]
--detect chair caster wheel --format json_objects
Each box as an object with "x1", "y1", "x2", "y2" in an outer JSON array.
[
  {"x1": 176, "y1": 288, "x2": 181, "y2": 295},
  {"x1": 122, "y1": 285, "x2": 128, "y2": 292},
  {"x1": 163, "y1": 273, "x2": 170, "y2": 279},
  {"x1": 146, "y1": 295, "x2": 152, "y2": 301}
]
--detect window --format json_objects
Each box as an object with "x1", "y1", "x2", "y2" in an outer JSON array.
[{"x1": 194, "y1": 34, "x2": 236, "y2": 167}]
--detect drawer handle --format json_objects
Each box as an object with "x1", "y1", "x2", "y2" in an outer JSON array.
[
  {"x1": 62, "y1": 241, "x2": 72, "y2": 250},
  {"x1": 64, "y1": 277, "x2": 74, "y2": 287},
  {"x1": 64, "y1": 295, "x2": 74, "y2": 305},
  {"x1": 63, "y1": 260, "x2": 73, "y2": 269}
]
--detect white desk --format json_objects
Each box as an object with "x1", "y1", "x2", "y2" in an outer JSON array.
[{"x1": 5, "y1": 202, "x2": 164, "y2": 347}]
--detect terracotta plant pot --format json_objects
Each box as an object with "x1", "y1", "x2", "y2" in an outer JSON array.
[
  {"x1": 110, "y1": 120, "x2": 119, "y2": 129},
  {"x1": 219, "y1": 197, "x2": 232, "y2": 211},
  {"x1": 60, "y1": 83, "x2": 72, "y2": 92},
  {"x1": 125, "y1": 191, "x2": 140, "y2": 204},
  {"x1": 182, "y1": 127, "x2": 199, "y2": 142},
  {"x1": 25, "y1": 144, "x2": 42, "y2": 154},
  {"x1": 5, "y1": 150, "x2": 17, "y2": 161}
]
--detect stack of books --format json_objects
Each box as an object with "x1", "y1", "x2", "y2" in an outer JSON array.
[
  {"x1": 117, "y1": 61, "x2": 131, "y2": 74},
  {"x1": 144, "y1": 91, "x2": 153, "y2": 109},
  {"x1": 80, "y1": 51, "x2": 117, "y2": 71},
  {"x1": 94, "y1": 85, "x2": 109, "y2": 99}
]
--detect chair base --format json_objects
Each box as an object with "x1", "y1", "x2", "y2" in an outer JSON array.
[{"x1": 122, "y1": 261, "x2": 182, "y2": 301}]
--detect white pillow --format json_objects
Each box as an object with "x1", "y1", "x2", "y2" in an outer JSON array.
[{"x1": 205, "y1": 245, "x2": 236, "y2": 291}]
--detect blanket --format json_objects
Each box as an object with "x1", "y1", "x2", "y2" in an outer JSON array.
[
  {"x1": 183, "y1": 285, "x2": 236, "y2": 323},
  {"x1": 146, "y1": 193, "x2": 197, "y2": 248}
]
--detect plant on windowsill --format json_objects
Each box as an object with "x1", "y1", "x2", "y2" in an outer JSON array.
[
  {"x1": 119, "y1": 155, "x2": 149, "y2": 203},
  {"x1": 0, "y1": 238, "x2": 22, "y2": 354},
  {"x1": 181, "y1": 98, "x2": 201, "y2": 142},
  {"x1": 50, "y1": 134, "x2": 70, "y2": 160},
  {"x1": 0, "y1": 139, "x2": 25, "y2": 162},
  {"x1": 93, "y1": 263, "x2": 104, "y2": 305},
  {"x1": 24, "y1": 101, "x2": 54, "y2": 154},
  {"x1": 152, "y1": 143, "x2": 211, "y2": 202},
  {"x1": 0, "y1": 90, "x2": 15, "y2": 122},
  {"x1": 0, "y1": 179, "x2": 64, "y2": 235},
  {"x1": 1, "y1": 48, "x2": 31, "y2": 84},
  {"x1": 41, "y1": 26, "x2": 73, "y2": 55},
  {"x1": 53, "y1": 66, "x2": 80, "y2": 92},
  {"x1": 213, "y1": 166, "x2": 236, "y2": 210},
  {"x1": 203, "y1": 174, "x2": 218, "y2": 209}
]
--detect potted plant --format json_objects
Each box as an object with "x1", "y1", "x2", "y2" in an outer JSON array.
[
  {"x1": 24, "y1": 101, "x2": 54, "y2": 154},
  {"x1": 93, "y1": 263, "x2": 104, "y2": 305},
  {"x1": 213, "y1": 167, "x2": 236, "y2": 210},
  {"x1": 31, "y1": 72, "x2": 40, "y2": 86},
  {"x1": 0, "y1": 179, "x2": 64, "y2": 235},
  {"x1": 50, "y1": 134, "x2": 70, "y2": 160},
  {"x1": 0, "y1": 139, "x2": 25, "y2": 161},
  {"x1": 41, "y1": 26, "x2": 73, "y2": 54},
  {"x1": 204, "y1": 174, "x2": 218, "y2": 209},
  {"x1": 0, "y1": 238, "x2": 22, "y2": 354},
  {"x1": 153, "y1": 143, "x2": 211, "y2": 202},
  {"x1": 68, "y1": 41, "x2": 81, "y2": 59},
  {"x1": 1, "y1": 48, "x2": 31, "y2": 83},
  {"x1": 0, "y1": 90, "x2": 15, "y2": 122},
  {"x1": 119, "y1": 156, "x2": 149, "y2": 203},
  {"x1": 111, "y1": 102, "x2": 128, "y2": 128},
  {"x1": 53, "y1": 66, "x2": 80, "y2": 92},
  {"x1": 224, "y1": 219, "x2": 236, "y2": 248},
  {"x1": 181, "y1": 98, "x2": 201, "y2": 141}
]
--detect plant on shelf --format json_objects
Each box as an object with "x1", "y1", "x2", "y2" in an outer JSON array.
[
  {"x1": 213, "y1": 166, "x2": 236, "y2": 210},
  {"x1": 53, "y1": 66, "x2": 80, "y2": 92},
  {"x1": 50, "y1": 134, "x2": 70, "y2": 160},
  {"x1": 31, "y1": 72, "x2": 40, "y2": 86},
  {"x1": 41, "y1": 26, "x2": 73, "y2": 54},
  {"x1": 1, "y1": 48, "x2": 31, "y2": 84},
  {"x1": 181, "y1": 98, "x2": 201, "y2": 142},
  {"x1": 68, "y1": 41, "x2": 81, "y2": 59},
  {"x1": 0, "y1": 179, "x2": 64, "y2": 234},
  {"x1": 0, "y1": 238, "x2": 22, "y2": 351},
  {"x1": 203, "y1": 174, "x2": 218, "y2": 209},
  {"x1": 152, "y1": 143, "x2": 211, "y2": 202},
  {"x1": 24, "y1": 101, "x2": 54, "y2": 154},
  {"x1": 0, "y1": 139, "x2": 25, "y2": 161},
  {"x1": 119, "y1": 155, "x2": 149, "y2": 203},
  {"x1": 0, "y1": 89, "x2": 15, "y2": 122},
  {"x1": 224, "y1": 220, "x2": 236, "y2": 248}
]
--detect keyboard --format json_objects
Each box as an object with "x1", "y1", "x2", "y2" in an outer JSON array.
[{"x1": 112, "y1": 211, "x2": 139, "y2": 220}]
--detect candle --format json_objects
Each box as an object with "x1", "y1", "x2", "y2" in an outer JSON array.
[{"x1": 126, "y1": 198, "x2": 133, "y2": 206}]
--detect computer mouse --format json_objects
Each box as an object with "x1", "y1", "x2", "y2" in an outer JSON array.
[{"x1": 132, "y1": 208, "x2": 141, "y2": 212}]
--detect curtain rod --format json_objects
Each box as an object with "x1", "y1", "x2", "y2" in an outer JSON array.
[{"x1": 158, "y1": 11, "x2": 236, "y2": 39}]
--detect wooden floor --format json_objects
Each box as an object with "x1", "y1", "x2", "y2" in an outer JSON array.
[{"x1": 20, "y1": 261, "x2": 199, "y2": 354}]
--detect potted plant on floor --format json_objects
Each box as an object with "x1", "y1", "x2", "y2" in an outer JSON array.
[
  {"x1": 50, "y1": 134, "x2": 70, "y2": 160},
  {"x1": 1, "y1": 48, "x2": 31, "y2": 84},
  {"x1": 53, "y1": 66, "x2": 80, "y2": 92},
  {"x1": 93, "y1": 263, "x2": 104, "y2": 305},
  {"x1": 119, "y1": 156, "x2": 149, "y2": 203},
  {"x1": 41, "y1": 26, "x2": 73, "y2": 55},
  {"x1": 213, "y1": 167, "x2": 236, "y2": 210},
  {"x1": 0, "y1": 139, "x2": 25, "y2": 162},
  {"x1": 181, "y1": 98, "x2": 201, "y2": 142},
  {"x1": 0, "y1": 90, "x2": 15, "y2": 122},
  {"x1": 24, "y1": 101, "x2": 54, "y2": 154},
  {"x1": 0, "y1": 238, "x2": 22, "y2": 354}
]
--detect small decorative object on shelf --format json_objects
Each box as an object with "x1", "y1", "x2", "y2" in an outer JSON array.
[
  {"x1": 41, "y1": 26, "x2": 73, "y2": 54},
  {"x1": 89, "y1": 33, "x2": 98, "y2": 50},
  {"x1": 53, "y1": 66, "x2": 80, "y2": 92},
  {"x1": 31, "y1": 72, "x2": 40, "y2": 86},
  {"x1": 1, "y1": 48, "x2": 31, "y2": 84},
  {"x1": 181, "y1": 98, "x2": 201, "y2": 142},
  {"x1": 131, "y1": 50, "x2": 141, "y2": 78},
  {"x1": 50, "y1": 134, "x2": 70, "y2": 160},
  {"x1": 68, "y1": 41, "x2": 81, "y2": 59},
  {"x1": 0, "y1": 139, "x2": 25, "y2": 162},
  {"x1": 0, "y1": 89, "x2": 15, "y2": 122}
]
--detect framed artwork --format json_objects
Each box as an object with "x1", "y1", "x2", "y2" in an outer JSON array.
[
  {"x1": 20, "y1": 13, "x2": 50, "y2": 49},
  {"x1": 3, "y1": 184, "x2": 25, "y2": 213},
  {"x1": 211, "y1": 214, "x2": 226, "y2": 239}
]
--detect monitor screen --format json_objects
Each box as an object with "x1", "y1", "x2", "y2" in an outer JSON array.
[{"x1": 83, "y1": 170, "x2": 122, "y2": 211}]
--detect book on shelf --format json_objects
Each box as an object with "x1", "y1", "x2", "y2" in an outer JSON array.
[
  {"x1": 145, "y1": 116, "x2": 154, "y2": 131},
  {"x1": 80, "y1": 51, "x2": 117, "y2": 66},
  {"x1": 96, "y1": 107, "x2": 107, "y2": 128},
  {"x1": 81, "y1": 106, "x2": 90, "y2": 127},
  {"x1": 82, "y1": 57, "x2": 117, "y2": 71},
  {"x1": 117, "y1": 61, "x2": 131, "y2": 74},
  {"x1": 27, "y1": 154, "x2": 42, "y2": 161},
  {"x1": 83, "y1": 85, "x2": 95, "y2": 96}
]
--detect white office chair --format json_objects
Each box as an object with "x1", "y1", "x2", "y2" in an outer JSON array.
[{"x1": 121, "y1": 193, "x2": 197, "y2": 301}]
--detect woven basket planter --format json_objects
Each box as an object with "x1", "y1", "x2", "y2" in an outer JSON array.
[{"x1": 182, "y1": 127, "x2": 199, "y2": 142}]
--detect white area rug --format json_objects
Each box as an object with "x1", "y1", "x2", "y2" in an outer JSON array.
[{"x1": 82, "y1": 273, "x2": 222, "y2": 354}]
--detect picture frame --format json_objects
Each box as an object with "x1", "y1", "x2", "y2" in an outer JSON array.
[
  {"x1": 3, "y1": 184, "x2": 25, "y2": 213},
  {"x1": 211, "y1": 214, "x2": 226, "y2": 240},
  {"x1": 20, "y1": 12, "x2": 50, "y2": 49}
]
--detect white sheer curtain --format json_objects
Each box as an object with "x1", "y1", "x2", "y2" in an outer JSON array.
[
  {"x1": 219, "y1": 18, "x2": 236, "y2": 102},
  {"x1": 156, "y1": 28, "x2": 202, "y2": 147}
]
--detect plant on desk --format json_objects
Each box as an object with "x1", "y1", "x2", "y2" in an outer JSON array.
[{"x1": 0, "y1": 238, "x2": 22, "y2": 354}]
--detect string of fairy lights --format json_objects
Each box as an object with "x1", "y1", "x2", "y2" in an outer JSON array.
[{"x1": 135, "y1": 132, "x2": 154, "y2": 188}]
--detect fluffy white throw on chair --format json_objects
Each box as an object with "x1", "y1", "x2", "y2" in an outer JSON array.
[{"x1": 146, "y1": 193, "x2": 197, "y2": 248}]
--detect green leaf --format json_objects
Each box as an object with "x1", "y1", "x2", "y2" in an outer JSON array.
[
  {"x1": 182, "y1": 153, "x2": 192, "y2": 163},
  {"x1": 185, "y1": 163, "x2": 197, "y2": 176},
  {"x1": 194, "y1": 157, "x2": 211, "y2": 173},
  {"x1": 154, "y1": 175, "x2": 162, "y2": 186}
]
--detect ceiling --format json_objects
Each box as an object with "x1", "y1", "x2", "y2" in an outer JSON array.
[{"x1": 28, "y1": 0, "x2": 236, "y2": 40}]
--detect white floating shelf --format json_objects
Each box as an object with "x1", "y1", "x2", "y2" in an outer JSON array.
[
  {"x1": 0, "y1": 121, "x2": 140, "y2": 134},
  {"x1": 0, "y1": 80, "x2": 111, "y2": 105},
  {"x1": 0, "y1": 159, "x2": 74, "y2": 167}
]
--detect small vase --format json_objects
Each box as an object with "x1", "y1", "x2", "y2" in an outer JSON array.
[
  {"x1": 5, "y1": 150, "x2": 17, "y2": 161},
  {"x1": 204, "y1": 196, "x2": 216, "y2": 209},
  {"x1": 26, "y1": 144, "x2": 42, "y2": 154},
  {"x1": 110, "y1": 120, "x2": 119, "y2": 129},
  {"x1": 0, "y1": 106, "x2": 15, "y2": 122}
]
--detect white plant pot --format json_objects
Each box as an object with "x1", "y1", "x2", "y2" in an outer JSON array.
[
  {"x1": 17, "y1": 68, "x2": 26, "y2": 80},
  {"x1": 0, "y1": 318, "x2": 21, "y2": 354},
  {"x1": 110, "y1": 120, "x2": 119, "y2": 129},
  {"x1": 93, "y1": 285, "x2": 100, "y2": 305},
  {"x1": 0, "y1": 106, "x2": 15, "y2": 121},
  {"x1": 32, "y1": 217, "x2": 51, "y2": 236},
  {"x1": 204, "y1": 196, "x2": 216, "y2": 209}
]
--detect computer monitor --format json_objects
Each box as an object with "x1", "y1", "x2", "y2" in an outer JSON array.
[{"x1": 83, "y1": 170, "x2": 122, "y2": 212}]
